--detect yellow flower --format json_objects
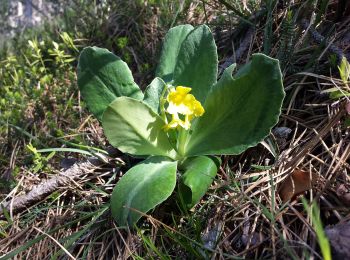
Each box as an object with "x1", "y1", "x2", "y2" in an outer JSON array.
[
  {"x1": 163, "y1": 113, "x2": 191, "y2": 131},
  {"x1": 164, "y1": 86, "x2": 204, "y2": 131}
]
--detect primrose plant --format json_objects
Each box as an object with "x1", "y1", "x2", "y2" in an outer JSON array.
[{"x1": 77, "y1": 24, "x2": 285, "y2": 226}]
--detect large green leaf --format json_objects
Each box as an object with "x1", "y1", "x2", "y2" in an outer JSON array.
[
  {"x1": 178, "y1": 156, "x2": 219, "y2": 209},
  {"x1": 102, "y1": 97, "x2": 176, "y2": 158},
  {"x1": 156, "y1": 24, "x2": 218, "y2": 103},
  {"x1": 173, "y1": 25, "x2": 218, "y2": 103},
  {"x1": 156, "y1": 24, "x2": 194, "y2": 83},
  {"x1": 77, "y1": 47, "x2": 143, "y2": 120},
  {"x1": 143, "y1": 77, "x2": 167, "y2": 114},
  {"x1": 111, "y1": 156, "x2": 177, "y2": 226},
  {"x1": 185, "y1": 54, "x2": 285, "y2": 156}
]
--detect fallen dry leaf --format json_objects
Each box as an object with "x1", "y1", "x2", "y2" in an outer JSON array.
[{"x1": 278, "y1": 169, "x2": 319, "y2": 203}]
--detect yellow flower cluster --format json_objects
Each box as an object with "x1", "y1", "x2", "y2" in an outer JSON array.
[{"x1": 164, "y1": 86, "x2": 204, "y2": 131}]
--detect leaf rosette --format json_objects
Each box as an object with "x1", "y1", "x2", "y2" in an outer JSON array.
[{"x1": 77, "y1": 24, "x2": 285, "y2": 226}]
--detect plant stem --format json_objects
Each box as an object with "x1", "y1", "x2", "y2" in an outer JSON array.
[
  {"x1": 159, "y1": 82, "x2": 170, "y2": 123},
  {"x1": 177, "y1": 129, "x2": 188, "y2": 157}
]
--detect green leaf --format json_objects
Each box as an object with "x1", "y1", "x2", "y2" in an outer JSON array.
[
  {"x1": 178, "y1": 156, "x2": 219, "y2": 209},
  {"x1": 329, "y1": 90, "x2": 350, "y2": 99},
  {"x1": 344, "y1": 117, "x2": 350, "y2": 127},
  {"x1": 338, "y1": 56, "x2": 350, "y2": 84},
  {"x1": 143, "y1": 77, "x2": 167, "y2": 113},
  {"x1": 102, "y1": 97, "x2": 176, "y2": 158},
  {"x1": 77, "y1": 47, "x2": 143, "y2": 120},
  {"x1": 156, "y1": 24, "x2": 218, "y2": 103},
  {"x1": 185, "y1": 54, "x2": 285, "y2": 156},
  {"x1": 302, "y1": 198, "x2": 332, "y2": 260},
  {"x1": 156, "y1": 24, "x2": 194, "y2": 83},
  {"x1": 173, "y1": 25, "x2": 218, "y2": 103},
  {"x1": 215, "y1": 63, "x2": 236, "y2": 89},
  {"x1": 111, "y1": 156, "x2": 177, "y2": 226}
]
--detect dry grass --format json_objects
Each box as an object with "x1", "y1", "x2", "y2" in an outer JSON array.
[{"x1": 1, "y1": 0, "x2": 350, "y2": 259}]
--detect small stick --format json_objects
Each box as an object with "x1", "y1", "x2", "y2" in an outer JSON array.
[
  {"x1": 0, "y1": 159, "x2": 101, "y2": 216},
  {"x1": 301, "y1": 19, "x2": 347, "y2": 62}
]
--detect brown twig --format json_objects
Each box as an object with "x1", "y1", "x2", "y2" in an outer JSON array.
[
  {"x1": 301, "y1": 19, "x2": 347, "y2": 62},
  {"x1": 0, "y1": 159, "x2": 102, "y2": 216},
  {"x1": 219, "y1": 27, "x2": 255, "y2": 75}
]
